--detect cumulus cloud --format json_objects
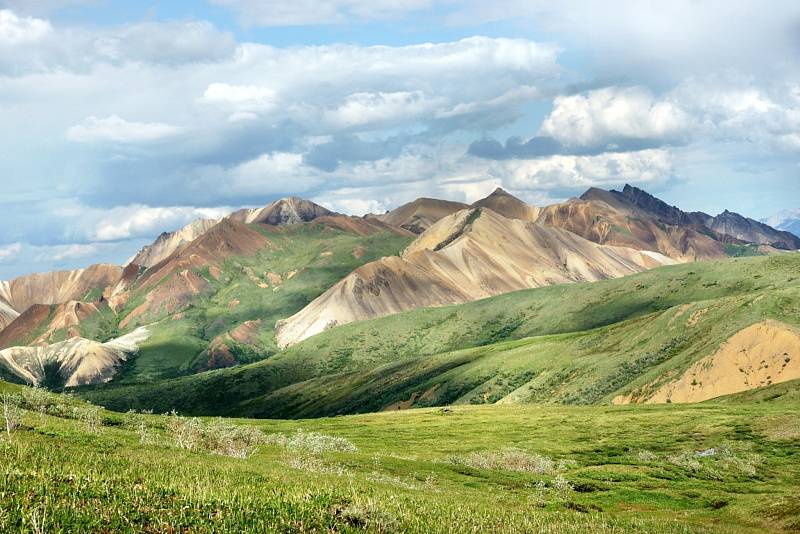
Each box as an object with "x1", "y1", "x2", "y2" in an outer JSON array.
[
  {"x1": 210, "y1": 0, "x2": 435, "y2": 26},
  {"x1": 49, "y1": 243, "x2": 99, "y2": 261},
  {"x1": 539, "y1": 86, "x2": 690, "y2": 149},
  {"x1": 66, "y1": 116, "x2": 182, "y2": 143},
  {"x1": 0, "y1": 8, "x2": 50, "y2": 44},
  {"x1": 500, "y1": 149, "x2": 674, "y2": 192}
]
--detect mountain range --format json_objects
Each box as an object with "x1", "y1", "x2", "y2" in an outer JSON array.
[{"x1": 0, "y1": 185, "x2": 798, "y2": 414}]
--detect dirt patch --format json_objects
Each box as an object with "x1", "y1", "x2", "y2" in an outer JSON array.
[
  {"x1": 646, "y1": 320, "x2": 800, "y2": 403},
  {"x1": 687, "y1": 308, "x2": 708, "y2": 327},
  {"x1": 228, "y1": 299, "x2": 240, "y2": 310},
  {"x1": 266, "y1": 272, "x2": 282, "y2": 286},
  {"x1": 668, "y1": 304, "x2": 691, "y2": 328},
  {"x1": 352, "y1": 246, "x2": 365, "y2": 259}
]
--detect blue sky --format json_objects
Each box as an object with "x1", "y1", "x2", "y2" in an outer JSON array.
[{"x1": 0, "y1": 0, "x2": 799, "y2": 278}]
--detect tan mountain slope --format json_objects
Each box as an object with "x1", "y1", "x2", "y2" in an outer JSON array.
[
  {"x1": 0, "y1": 326, "x2": 149, "y2": 387},
  {"x1": 615, "y1": 321, "x2": 800, "y2": 404},
  {"x1": 276, "y1": 207, "x2": 675, "y2": 346},
  {"x1": 536, "y1": 188, "x2": 727, "y2": 260},
  {"x1": 228, "y1": 196, "x2": 333, "y2": 225},
  {"x1": 372, "y1": 197, "x2": 468, "y2": 234},
  {"x1": 471, "y1": 188, "x2": 540, "y2": 221},
  {"x1": 0, "y1": 264, "x2": 122, "y2": 323},
  {"x1": 130, "y1": 218, "x2": 220, "y2": 268},
  {"x1": 0, "y1": 300, "x2": 101, "y2": 349},
  {"x1": 0, "y1": 297, "x2": 19, "y2": 331}
]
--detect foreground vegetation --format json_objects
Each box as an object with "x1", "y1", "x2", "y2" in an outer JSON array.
[{"x1": 1, "y1": 380, "x2": 799, "y2": 532}]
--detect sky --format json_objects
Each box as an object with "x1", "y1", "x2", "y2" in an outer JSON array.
[{"x1": 0, "y1": 0, "x2": 799, "y2": 279}]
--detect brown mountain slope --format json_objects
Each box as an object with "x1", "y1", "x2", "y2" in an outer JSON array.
[
  {"x1": 372, "y1": 198, "x2": 468, "y2": 234},
  {"x1": 471, "y1": 188, "x2": 540, "y2": 221},
  {"x1": 536, "y1": 190, "x2": 727, "y2": 261},
  {"x1": 276, "y1": 207, "x2": 675, "y2": 346},
  {"x1": 228, "y1": 197, "x2": 333, "y2": 225},
  {"x1": 0, "y1": 264, "x2": 122, "y2": 321},
  {"x1": 119, "y1": 219, "x2": 272, "y2": 329},
  {"x1": 0, "y1": 300, "x2": 101, "y2": 349},
  {"x1": 130, "y1": 218, "x2": 220, "y2": 268}
]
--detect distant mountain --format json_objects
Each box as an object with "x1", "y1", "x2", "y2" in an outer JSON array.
[
  {"x1": 276, "y1": 205, "x2": 674, "y2": 346},
  {"x1": 228, "y1": 196, "x2": 333, "y2": 225},
  {"x1": 615, "y1": 185, "x2": 800, "y2": 250},
  {"x1": 762, "y1": 209, "x2": 800, "y2": 237},
  {"x1": 538, "y1": 187, "x2": 728, "y2": 260},
  {"x1": 371, "y1": 197, "x2": 468, "y2": 234}
]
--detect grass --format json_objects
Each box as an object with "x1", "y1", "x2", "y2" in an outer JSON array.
[
  {"x1": 1, "y1": 380, "x2": 799, "y2": 532},
  {"x1": 80, "y1": 254, "x2": 800, "y2": 417}
]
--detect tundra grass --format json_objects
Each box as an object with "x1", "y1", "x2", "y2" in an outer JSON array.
[{"x1": 1, "y1": 383, "x2": 799, "y2": 533}]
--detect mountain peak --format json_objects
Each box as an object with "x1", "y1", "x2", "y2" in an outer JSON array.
[
  {"x1": 229, "y1": 196, "x2": 334, "y2": 226},
  {"x1": 471, "y1": 187, "x2": 539, "y2": 221}
]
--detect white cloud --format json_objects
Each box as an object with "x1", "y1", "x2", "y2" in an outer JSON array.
[
  {"x1": 0, "y1": 9, "x2": 51, "y2": 45},
  {"x1": 66, "y1": 115, "x2": 182, "y2": 143},
  {"x1": 210, "y1": 0, "x2": 435, "y2": 26},
  {"x1": 537, "y1": 81, "x2": 800, "y2": 154},
  {"x1": 87, "y1": 205, "x2": 234, "y2": 242},
  {"x1": 540, "y1": 86, "x2": 690, "y2": 148},
  {"x1": 200, "y1": 82, "x2": 277, "y2": 112},
  {"x1": 0, "y1": 242, "x2": 23, "y2": 262},
  {"x1": 501, "y1": 149, "x2": 674, "y2": 191},
  {"x1": 49, "y1": 243, "x2": 99, "y2": 261},
  {"x1": 325, "y1": 90, "x2": 445, "y2": 129}
]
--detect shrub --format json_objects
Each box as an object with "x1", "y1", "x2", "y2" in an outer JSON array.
[
  {"x1": 167, "y1": 412, "x2": 205, "y2": 452},
  {"x1": 204, "y1": 420, "x2": 265, "y2": 459},
  {"x1": 74, "y1": 406, "x2": 103, "y2": 433},
  {"x1": 265, "y1": 429, "x2": 357, "y2": 454},
  {"x1": 166, "y1": 412, "x2": 265, "y2": 458},
  {"x1": 1, "y1": 393, "x2": 23, "y2": 440},
  {"x1": 449, "y1": 448, "x2": 558, "y2": 474}
]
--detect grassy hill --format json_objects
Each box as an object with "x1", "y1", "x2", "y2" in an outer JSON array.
[
  {"x1": 1, "y1": 381, "x2": 799, "y2": 532},
  {"x1": 81, "y1": 254, "x2": 800, "y2": 417}
]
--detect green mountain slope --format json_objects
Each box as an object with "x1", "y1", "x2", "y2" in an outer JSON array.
[{"x1": 81, "y1": 254, "x2": 800, "y2": 416}]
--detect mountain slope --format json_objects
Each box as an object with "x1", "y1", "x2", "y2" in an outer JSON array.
[
  {"x1": 0, "y1": 264, "x2": 122, "y2": 332},
  {"x1": 277, "y1": 207, "x2": 675, "y2": 346},
  {"x1": 130, "y1": 218, "x2": 220, "y2": 268},
  {"x1": 0, "y1": 326, "x2": 149, "y2": 387},
  {"x1": 79, "y1": 253, "x2": 800, "y2": 417},
  {"x1": 371, "y1": 197, "x2": 468, "y2": 234}
]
